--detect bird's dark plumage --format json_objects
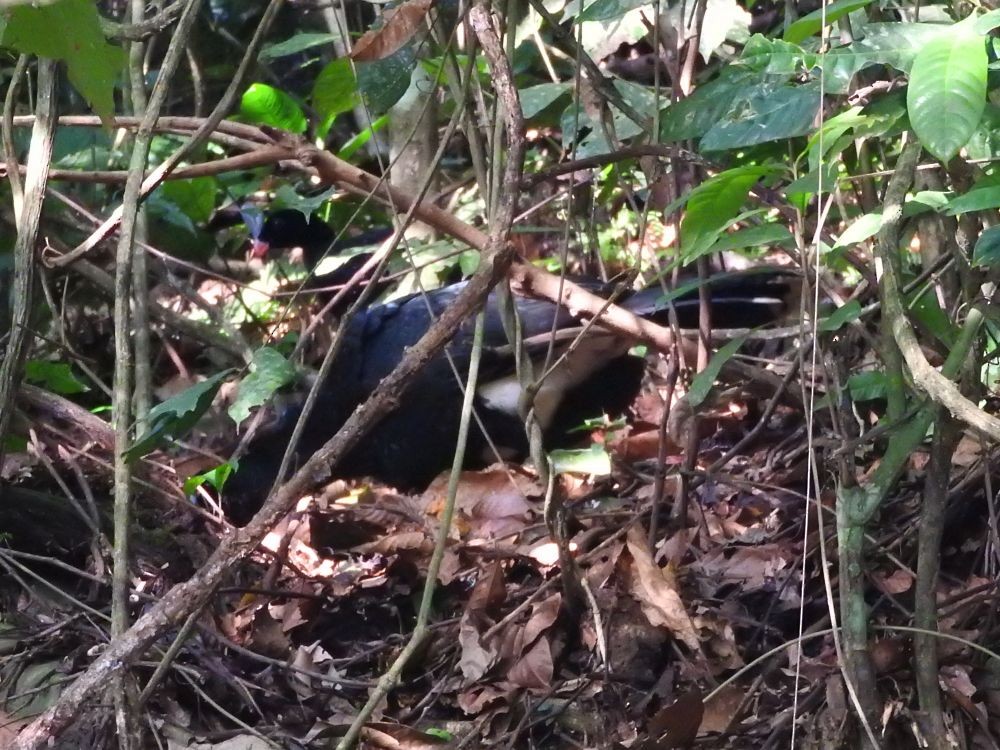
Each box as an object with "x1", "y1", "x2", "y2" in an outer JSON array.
[{"x1": 222, "y1": 211, "x2": 795, "y2": 524}]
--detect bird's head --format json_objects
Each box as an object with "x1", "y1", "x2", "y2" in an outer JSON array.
[{"x1": 247, "y1": 209, "x2": 335, "y2": 267}]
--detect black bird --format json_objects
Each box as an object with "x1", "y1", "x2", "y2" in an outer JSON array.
[
  {"x1": 249, "y1": 209, "x2": 395, "y2": 307},
  {"x1": 223, "y1": 212, "x2": 795, "y2": 524}
]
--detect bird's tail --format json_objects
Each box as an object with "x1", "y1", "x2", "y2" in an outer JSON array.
[{"x1": 622, "y1": 267, "x2": 798, "y2": 330}]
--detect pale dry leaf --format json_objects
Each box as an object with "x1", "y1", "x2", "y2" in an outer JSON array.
[
  {"x1": 458, "y1": 615, "x2": 498, "y2": 681},
  {"x1": 872, "y1": 568, "x2": 913, "y2": 595},
  {"x1": 625, "y1": 525, "x2": 699, "y2": 649},
  {"x1": 506, "y1": 635, "x2": 553, "y2": 691}
]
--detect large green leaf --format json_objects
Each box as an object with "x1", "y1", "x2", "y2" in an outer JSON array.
[
  {"x1": 240, "y1": 83, "x2": 308, "y2": 133},
  {"x1": 825, "y1": 23, "x2": 946, "y2": 95},
  {"x1": 2, "y1": 0, "x2": 124, "y2": 125},
  {"x1": 707, "y1": 224, "x2": 795, "y2": 254},
  {"x1": 125, "y1": 371, "x2": 232, "y2": 463},
  {"x1": 356, "y1": 44, "x2": 416, "y2": 115},
  {"x1": 784, "y1": 0, "x2": 874, "y2": 44},
  {"x1": 680, "y1": 166, "x2": 777, "y2": 261},
  {"x1": 229, "y1": 348, "x2": 297, "y2": 426},
  {"x1": 907, "y1": 27, "x2": 988, "y2": 162},
  {"x1": 312, "y1": 58, "x2": 359, "y2": 123},
  {"x1": 740, "y1": 35, "x2": 817, "y2": 75},
  {"x1": 973, "y1": 225, "x2": 1000, "y2": 267},
  {"x1": 520, "y1": 83, "x2": 571, "y2": 119},
  {"x1": 660, "y1": 68, "x2": 759, "y2": 142},
  {"x1": 700, "y1": 83, "x2": 820, "y2": 151},
  {"x1": 945, "y1": 175, "x2": 1000, "y2": 215}
]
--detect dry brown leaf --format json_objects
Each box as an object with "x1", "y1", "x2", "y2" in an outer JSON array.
[
  {"x1": 423, "y1": 468, "x2": 536, "y2": 540},
  {"x1": 467, "y1": 561, "x2": 507, "y2": 615},
  {"x1": 506, "y1": 635, "x2": 553, "y2": 691},
  {"x1": 458, "y1": 615, "x2": 498, "y2": 681},
  {"x1": 356, "y1": 530, "x2": 432, "y2": 555},
  {"x1": 625, "y1": 525, "x2": 699, "y2": 649},
  {"x1": 699, "y1": 684, "x2": 743, "y2": 734},
  {"x1": 872, "y1": 568, "x2": 913, "y2": 595},
  {"x1": 642, "y1": 689, "x2": 704, "y2": 749},
  {"x1": 351, "y1": 0, "x2": 434, "y2": 62},
  {"x1": 362, "y1": 722, "x2": 451, "y2": 748}
]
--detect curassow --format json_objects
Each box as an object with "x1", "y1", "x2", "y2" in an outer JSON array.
[{"x1": 223, "y1": 211, "x2": 796, "y2": 524}]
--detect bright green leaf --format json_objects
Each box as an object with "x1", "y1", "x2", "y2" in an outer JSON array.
[
  {"x1": 125, "y1": 371, "x2": 232, "y2": 463},
  {"x1": 23, "y1": 361, "x2": 88, "y2": 395},
  {"x1": 2, "y1": 0, "x2": 124, "y2": 125},
  {"x1": 907, "y1": 28, "x2": 988, "y2": 162},
  {"x1": 680, "y1": 166, "x2": 776, "y2": 261},
  {"x1": 550, "y1": 444, "x2": 612, "y2": 475},
  {"x1": 240, "y1": 83, "x2": 308, "y2": 133},
  {"x1": 183, "y1": 462, "x2": 235, "y2": 495},
  {"x1": 784, "y1": 0, "x2": 874, "y2": 44},
  {"x1": 707, "y1": 224, "x2": 795, "y2": 254},
  {"x1": 833, "y1": 211, "x2": 882, "y2": 249},
  {"x1": 229, "y1": 348, "x2": 297, "y2": 426},
  {"x1": 312, "y1": 58, "x2": 358, "y2": 123}
]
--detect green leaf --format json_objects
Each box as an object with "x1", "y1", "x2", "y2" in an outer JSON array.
[
  {"x1": 784, "y1": 0, "x2": 874, "y2": 44},
  {"x1": 271, "y1": 185, "x2": 335, "y2": 216},
  {"x1": 520, "y1": 82, "x2": 571, "y2": 119},
  {"x1": 660, "y1": 68, "x2": 758, "y2": 142},
  {"x1": 23, "y1": 361, "x2": 88, "y2": 395},
  {"x1": 907, "y1": 27, "x2": 988, "y2": 162},
  {"x1": 125, "y1": 371, "x2": 232, "y2": 463},
  {"x1": 819, "y1": 300, "x2": 862, "y2": 331},
  {"x1": 183, "y1": 462, "x2": 235, "y2": 495},
  {"x1": 906, "y1": 190, "x2": 951, "y2": 215},
  {"x1": 550, "y1": 444, "x2": 612, "y2": 476},
  {"x1": 2, "y1": 0, "x2": 124, "y2": 126},
  {"x1": 700, "y1": 83, "x2": 820, "y2": 151},
  {"x1": 907, "y1": 284, "x2": 956, "y2": 347},
  {"x1": 784, "y1": 163, "x2": 841, "y2": 203},
  {"x1": 159, "y1": 177, "x2": 217, "y2": 224},
  {"x1": 337, "y1": 114, "x2": 389, "y2": 160},
  {"x1": 945, "y1": 175, "x2": 1000, "y2": 215},
  {"x1": 229, "y1": 348, "x2": 297, "y2": 426},
  {"x1": 356, "y1": 45, "x2": 416, "y2": 116},
  {"x1": 577, "y1": 0, "x2": 651, "y2": 23},
  {"x1": 688, "y1": 336, "x2": 747, "y2": 408},
  {"x1": 312, "y1": 58, "x2": 358, "y2": 123},
  {"x1": 974, "y1": 8, "x2": 1000, "y2": 35},
  {"x1": 973, "y1": 225, "x2": 1000, "y2": 267},
  {"x1": 833, "y1": 211, "x2": 882, "y2": 249},
  {"x1": 240, "y1": 83, "x2": 308, "y2": 134},
  {"x1": 680, "y1": 166, "x2": 776, "y2": 261},
  {"x1": 825, "y1": 23, "x2": 946, "y2": 95},
  {"x1": 740, "y1": 35, "x2": 818, "y2": 75},
  {"x1": 560, "y1": 100, "x2": 645, "y2": 158},
  {"x1": 261, "y1": 32, "x2": 342, "y2": 61},
  {"x1": 847, "y1": 370, "x2": 888, "y2": 402},
  {"x1": 707, "y1": 224, "x2": 795, "y2": 254}
]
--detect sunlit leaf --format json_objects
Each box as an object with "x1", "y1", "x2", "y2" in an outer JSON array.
[{"x1": 907, "y1": 27, "x2": 988, "y2": 161}]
